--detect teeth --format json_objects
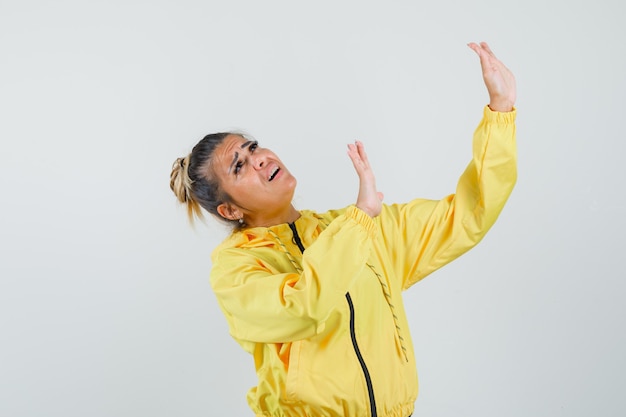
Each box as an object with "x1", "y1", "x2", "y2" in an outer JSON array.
[{"x1": 268, "y1": 167, "x2": 279, "y2": 181}]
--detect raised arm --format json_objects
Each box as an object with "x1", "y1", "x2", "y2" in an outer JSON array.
[
  {"x1": 210, "y1": 206, "x2": 377, "y2": 344},
  {"x1": 381, "y1": 42, "x2": 518, "y2": 288}
]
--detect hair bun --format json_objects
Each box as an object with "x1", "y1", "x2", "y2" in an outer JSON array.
[{"x1": 170, "y1": 155, "x2": 192, "y2": 204}]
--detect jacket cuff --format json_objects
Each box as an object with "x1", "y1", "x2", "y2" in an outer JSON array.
[
  {"x1": 484, "y1": 105, "x2": 516, "y2": 124},
  {"x1": 346, "y1": 205, "x2": 377, "y2": 238}
]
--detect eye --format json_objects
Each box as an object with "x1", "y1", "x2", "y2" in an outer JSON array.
[
  {"x1": 249, "y1": 141, "x2": 258, "y2": 152},
  {"x1": 234, "y1": 160, "x2": 243, "y2": 174}
]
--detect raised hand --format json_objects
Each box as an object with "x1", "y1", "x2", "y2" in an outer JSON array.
[
  {"x1": 347, "y1": 141, "x2": 383, "y2": 218},
  {"x1": 468, "y1": 42, "x2": 516, "y2": 112}
]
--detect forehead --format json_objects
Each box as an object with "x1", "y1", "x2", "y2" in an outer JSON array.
[
  {"x1": 219, "y1": 134, "x2": 248, "y2": 154},
  {"x1": 211, "y1": 134, "x2": 247, "y2": 168}
]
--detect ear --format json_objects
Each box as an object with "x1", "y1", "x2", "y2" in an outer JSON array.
[{"x1": 217, "y1": 202, "x2": 242, "y2": 221}]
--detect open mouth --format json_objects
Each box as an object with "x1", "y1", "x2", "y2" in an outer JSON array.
[{"x1": 268, "y1": 167, "x2": 280, "y2": 181}]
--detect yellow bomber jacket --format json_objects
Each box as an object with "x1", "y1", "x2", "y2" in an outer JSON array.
[{"x1": 210, "y1": 107, "x2": 517, "y2": 417}]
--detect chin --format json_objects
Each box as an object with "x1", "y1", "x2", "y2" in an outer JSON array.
[
  {"x1": 283, "y1": 174, "x2": 297, "y2": 190},
  {"x1": 285, "y1": 179, "x2": 297, "y2": 200}
]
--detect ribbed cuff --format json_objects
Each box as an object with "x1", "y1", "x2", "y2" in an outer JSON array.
[
  {"x1": 484, "y1": 105, "x2": 517, "y2": 124},
  {"x1": 346, "y1": 205, "x2": 377, "y2": 238}
]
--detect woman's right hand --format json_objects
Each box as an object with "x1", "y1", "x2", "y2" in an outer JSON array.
[{"x1": 347, "y1": 141, "x2": 383, "y2": 218}]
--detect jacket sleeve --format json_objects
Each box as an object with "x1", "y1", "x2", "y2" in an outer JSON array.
[
  {"x1": 210, "y1": 206, "x2": 376, "y2": 344},
  {"x1": 378, "y1": 106, "x2": 517, "y2": 290}
]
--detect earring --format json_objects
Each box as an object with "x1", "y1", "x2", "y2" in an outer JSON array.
[{"x1": 238, "y1": 218, "x2": 244, "y2": 225}]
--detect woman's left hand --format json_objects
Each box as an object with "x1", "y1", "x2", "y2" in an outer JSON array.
[
  {"x1": 468, "y1": 42, "x2": 516, "y2": 112},
  {"x1": 347, "y1": 141, "x2": 383, "y2": 218}
]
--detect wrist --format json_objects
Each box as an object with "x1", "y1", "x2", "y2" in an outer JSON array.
[
  {"x1": 488, "y1": 99, "x2": 514, "y2": 112},
  {"x1": 355, "y1": 204, "x2": 374, "y2": 218}
]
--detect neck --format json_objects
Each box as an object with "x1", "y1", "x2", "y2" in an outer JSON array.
[{"x1": 245, "y1": 205, "x2": 300, "y2": 228}]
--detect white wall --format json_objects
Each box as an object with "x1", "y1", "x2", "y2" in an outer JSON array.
[{"x1": 1, "y1": 1, "x2": 624, "y2": 416}]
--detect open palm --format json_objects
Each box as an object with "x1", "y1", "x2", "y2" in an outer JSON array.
[{"x1": 468, "y1": 42, "x2": 516, "y2": 112}]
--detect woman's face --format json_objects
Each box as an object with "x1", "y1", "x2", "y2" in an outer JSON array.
[{"x1": 210, "y1": 134, "x2": 298, "y2": 226}]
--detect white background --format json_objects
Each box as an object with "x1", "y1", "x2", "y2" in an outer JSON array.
[{"x1": 1, "y1": 0, "x2": 625, "y2": 416}]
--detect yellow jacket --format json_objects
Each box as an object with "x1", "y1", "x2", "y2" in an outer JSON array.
[{"x1": 210, "y1": 107, "x2": 517, "y2": 417}]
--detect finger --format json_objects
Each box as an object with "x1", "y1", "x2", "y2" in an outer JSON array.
[
  {"x1": 346, "y1": 143, "x2": 357, "y2": 161},
  {"x1": 479, "y1": 42, "x2": 509, "y2": 74},
  {"x1": 480, "y1": 42, "x2": 497, "y2": 59},
  {"x1": 347, "y1": 144, "x2": 365, "y2": 171},
  {"x1": 467, "y1": 42, "x2": 481, "y2": 56},
  {"x1": 355, "y1": 141, "x2": 371, "y2": 166},
  {"x1": 468, "y1": 42, "x2": 494, "y2": 71}
]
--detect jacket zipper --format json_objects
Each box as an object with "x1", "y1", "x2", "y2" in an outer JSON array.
[
  {"x1": 288, "y1": 222, "x2": 378, "y2": 417},
  {"x1": 346, "y1": 292, "x2": 377, "y2": 417}
]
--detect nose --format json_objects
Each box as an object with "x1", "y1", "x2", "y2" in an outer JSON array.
[{"x1": 252, "y1": 152, "x2": 265, "y2": 169}]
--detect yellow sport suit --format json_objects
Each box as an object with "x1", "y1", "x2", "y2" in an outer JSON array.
[{"x1": 210, "y1": 107, "x2": 517, "y2": 417}]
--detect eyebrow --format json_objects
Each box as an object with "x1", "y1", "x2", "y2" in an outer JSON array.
[
  {"x1": 228, "y1": 141, "x2": 258, "y2": 174},
  {"x1": 228, "y1": 151, "x2": 239, "y2": 174}
]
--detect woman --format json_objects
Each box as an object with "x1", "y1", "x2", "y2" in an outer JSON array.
[{"x1": 170, "y1": 42, "x2": 517, "y2": 417}]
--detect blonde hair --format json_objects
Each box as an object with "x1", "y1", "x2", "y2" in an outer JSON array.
[{"x1": 170, "y1": 154, "x2": 204, "y2": 223}]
